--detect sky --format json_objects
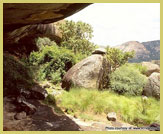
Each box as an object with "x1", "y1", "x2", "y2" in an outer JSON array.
[{"x1": 66, "y1": 3, "x2": 160, "y2": 47}]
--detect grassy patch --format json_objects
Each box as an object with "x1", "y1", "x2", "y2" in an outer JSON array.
[{"x1": 54, "y1": 88, "x2": 159, "y2": 126}]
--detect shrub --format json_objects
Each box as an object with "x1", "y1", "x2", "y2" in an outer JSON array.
[
  {"x1": 3, "y1": 53, "x2": 34, "y2": 96},
  {"x1": 110, "y1": 65, "x2": 147, "y2": 96},
  {"x1": 29, "y1": 45, "x2": 76, "y2": 83},
  {"x1": 127, "y1": 63, "x2": 148, "y2": 75}
]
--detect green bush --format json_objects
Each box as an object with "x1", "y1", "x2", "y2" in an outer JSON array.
[
  {"x1": 3, "y1": 53, "x2": 34, "y2": 96},
  {"x1": 126, "y1": 63, "x2": 148, "y2": 75},
  {"x1": 110, "y1": 65, "x2": 147, "y2": 96},
  {"x1": 29, "y1": 45, "x2": 76, "y2": 83}
]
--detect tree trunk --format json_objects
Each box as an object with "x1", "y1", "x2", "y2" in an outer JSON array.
[{"x1": 97, "y1": 56, "x2": 111, "y2": 90}]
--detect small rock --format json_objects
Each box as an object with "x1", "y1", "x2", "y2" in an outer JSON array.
[
  {"x1": 107, "y1": 112, "x2": 117, "y2": 121},
  {"x1": 20, "y1": 88, "x2": 31, "y2": 99},
  {"x1": 14, "y1": 111, "x2": 26, "y2": 120},
  {"x1": 92, "y1": 48, "x2": 106, "y2": 55},
  {"x1": 64, "y1": 108, "x2": 73, "y2": 114},
  {"x1": 64, "y1": 108, "x2": 68, "y2": 113},
  {"x1": 23, "y1": 101, "x2": 37, "y2": 115},
  {"x1": 16, "y1": 95, "x2": 26, "y2": 103},
  {"x1": 142, "y1": 96, "x2": 148, "y2": 101},
  {"x1": 16, "y1": 96, "x2": 37, "y2": 115},
  {"x1": 45, "y1": 122, "x2": 53, "y2": 127},
  {"x1": 149, "y1": 123, "x2": 160, "y2": 131},
  {"x1": 30, "y1": 85, "x2": 48, "y2": 100},
  {"x1": 73, "y1": 114, "x2": 77, "y2": 118},
  {"x1": 18, "y1": 85, "x2": 48, "y2": 100}
]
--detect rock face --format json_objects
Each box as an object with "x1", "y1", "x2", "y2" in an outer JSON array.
[
  {"x1": 62, "y1": 54, "x2": 104, "y2": 90},
  {"x1": 4, "y1": 4, "x2": 90, "y2": 56},
  {"x1": 142, "y1": 62, "x2": 160, "y2": 77},
  {"x1": 4, "y1": 3, "x2": 91, "y2": 32},
  {"x1": 142, "y1": 72, "x2": 160, "y2": 99},
  {"x1": 4, "y1": 21, "x2": 63, "y2": 56}
]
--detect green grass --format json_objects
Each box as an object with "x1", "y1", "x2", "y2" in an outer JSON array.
[{"x1": 54, "y1": 88, "x2": 160, "y2": 126}]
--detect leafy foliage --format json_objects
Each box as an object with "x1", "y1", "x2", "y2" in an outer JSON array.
[
  {"x1": 106, "y1": 47, "x2": 135, "y2": 72},
  {"x1": 110, "y1": 65, "x2": 147, "y2": 96},
  {"x1": 59, "y1": 20, "x2": 96, "y2": 55},
  {"x1": 126, "y1": 63, "x2": 148, "y2": 75},
  {"x1": 29, "y1": 45, "x2": 76, "y2": 83}
]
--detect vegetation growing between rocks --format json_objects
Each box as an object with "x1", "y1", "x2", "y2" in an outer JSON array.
[
  {"x1": 29, "y1": 44, "x2": 77, "y2": 83},
  {"x1": 126, "y1": 63, "x2": 148, "y2": 75},
  {"x1": 110, "y1": 65, "x2": 147, "y2": 95},
  {"x1": 98, "y1": 47, "x2": 135, "y2": 90}
]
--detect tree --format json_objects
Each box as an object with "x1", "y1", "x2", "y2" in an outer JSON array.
[
  {"x1": 98, "y1": 46, "x2": 135, "y2": 89},
  {"x1": 106, "y1": 47, "x2": 135, "y2": 72},
  {"x1": 59, "y1": 20, "x2": 96, "y2": 55}
]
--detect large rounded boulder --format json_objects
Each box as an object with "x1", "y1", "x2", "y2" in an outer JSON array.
[
  {"x1": 61, "y1": 54, "x2": 104, "y2": 90},
  {"x1": 142, "y1": 62, "x2": 160, "y2": 77},
  {"x1": 142, "y1": 72, "x2": 160, "y2": 99}
]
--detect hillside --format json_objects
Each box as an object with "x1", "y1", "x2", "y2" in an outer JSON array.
[
  {"x1": 142, "y1": 40, "x2": 160, "y2": 61},
  {"x1": 114, "y1": 40, "x2": 160, "y2": 63}
]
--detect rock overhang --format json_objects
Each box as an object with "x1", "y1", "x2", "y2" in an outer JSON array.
[{"x1": 3, "y1": 3, "x2": 91, "y2": 32}]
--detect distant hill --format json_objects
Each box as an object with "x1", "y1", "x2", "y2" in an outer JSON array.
[
  {"x1": 142, "y1": 40, "x2": 160, "y2": 61},
  {"x1": 114, "y1": 40, "x2": 160, "y2": 63}
]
